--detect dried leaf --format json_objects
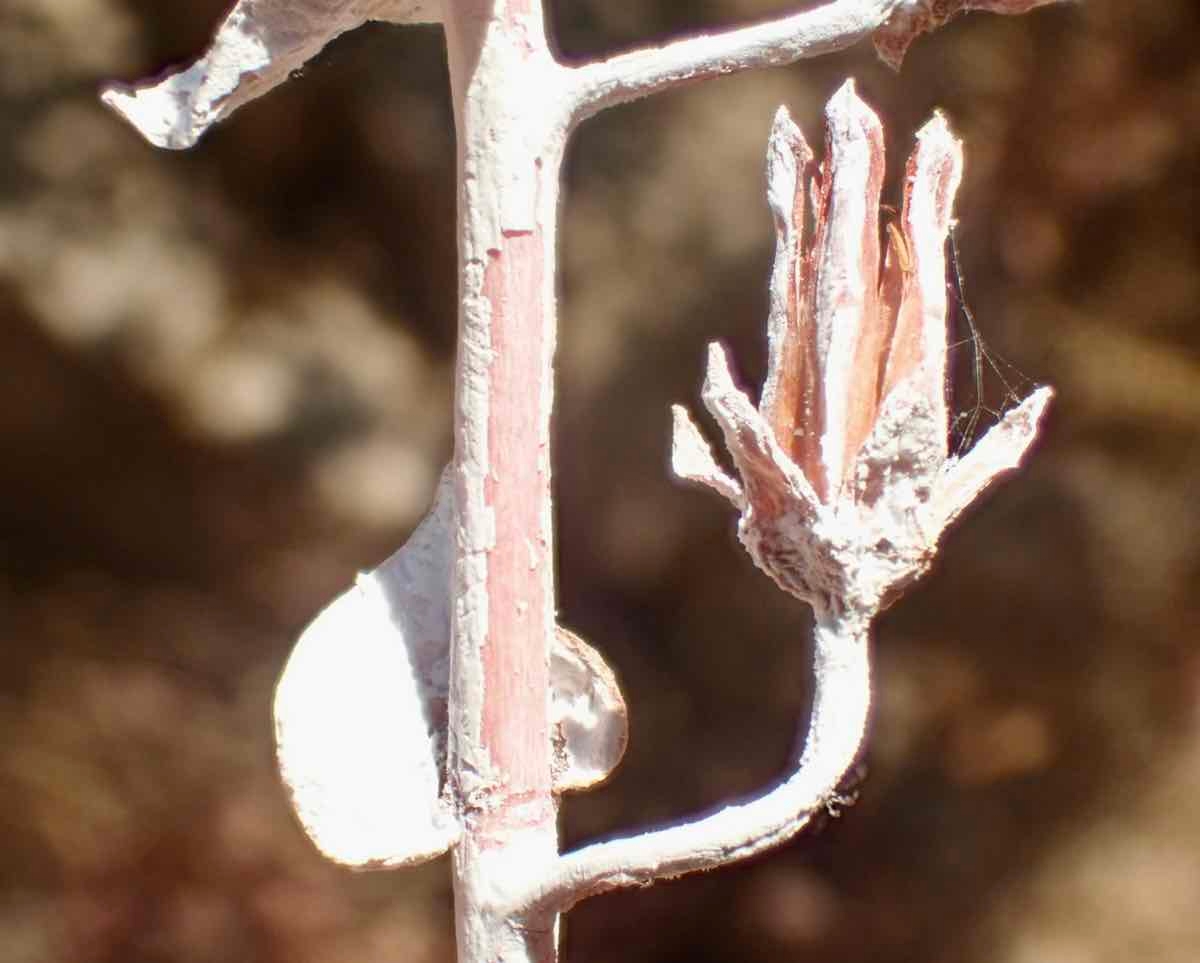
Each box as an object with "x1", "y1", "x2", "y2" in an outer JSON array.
[
  {"x1": 274, "y1": 469, "x2": 628, "y2": 868},
  {"x1": 102, "y1": 0, "x2": 443, "y2": 149},
  {"x1": 274, "y1": 470, "x2": 458, "y2": 869}
]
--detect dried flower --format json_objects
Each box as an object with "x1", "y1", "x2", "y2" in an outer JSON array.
[{"x1": 672, "y1": 80, "x2": 1051, "y2": 620}]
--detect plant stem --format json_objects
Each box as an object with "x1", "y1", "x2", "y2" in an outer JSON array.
[
  {"x1": 516, "y1": 608, "x2": 873, "y2": 916},
  {"x1": 443, "y1": 2, "x2": 572, "y2": 960},
  {"x1": 566, "y1": 0, "x2": 900, "y2": 119},
  {"x1": 440, "y1": 4, "x2": 898, "y2": 958}
]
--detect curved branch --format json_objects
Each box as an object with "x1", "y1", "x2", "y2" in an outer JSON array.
[
  {"x1": 514, "y1": 608, "x2": 873, "y2": 916},
  {"x1": 564, "y1": 0, "x2": 903, "y2": 121}
]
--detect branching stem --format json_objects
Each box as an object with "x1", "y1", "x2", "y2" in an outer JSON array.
[
  {"x1": 565, "y1": 0, "x2": 901, "y2": 121},
  {"x1": 511, "y1": 609, "x2": 873, "y2": 917},
  {"x1": 438, "y1": 3, "x2": 902, "y2": 960}
]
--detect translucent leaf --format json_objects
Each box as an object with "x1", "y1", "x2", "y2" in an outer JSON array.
[{"x1": 274, "y1": 469, "x2": 627, "y2": 868}]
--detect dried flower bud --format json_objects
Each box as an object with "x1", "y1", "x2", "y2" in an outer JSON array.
[{"x1": 672, "y1": 80, "x2": 1051, "y2": 619}]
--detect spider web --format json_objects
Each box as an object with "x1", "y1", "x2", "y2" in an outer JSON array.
[{"x1": 945, "y1": 228, "x2": 1034, "y2": 458}]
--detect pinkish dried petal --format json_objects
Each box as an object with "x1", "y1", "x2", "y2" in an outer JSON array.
[
  {"x1": 810, "y1": 80, "x2": 887, "y2": 499},
  {"x1": 877, "y1": 110, "x2": 963, "y2": 454},
  {"x1": 760, "y1": 107, "x2": 819, "y2": 483}
]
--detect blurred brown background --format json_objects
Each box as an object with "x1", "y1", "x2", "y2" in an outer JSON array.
[{"x1": 2, "y1": 1, "x2": 1198, "y2": 961}]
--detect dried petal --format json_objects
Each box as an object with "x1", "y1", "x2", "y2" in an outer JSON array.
[
  {"x1": 811, "y1": 80, "x2": 887, "y2": 499},
  {"x1": 760, "y1": 107, "x2": 819, "y2": 485},
  {"x1": 876, "y1": 110, "x2": 964, "y2": 466}
]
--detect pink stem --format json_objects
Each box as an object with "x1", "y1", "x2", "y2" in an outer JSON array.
[{"x1": 443, "y1": 2, "x2": 572, "y2": 960}]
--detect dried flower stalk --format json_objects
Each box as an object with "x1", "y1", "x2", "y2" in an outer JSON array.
[
  {"x1": 525, "y1": 78, "x2": 1051, "y2": 917},
  {"x1": 101, "y1": 1, "x2": 1062, "y2": 960}
]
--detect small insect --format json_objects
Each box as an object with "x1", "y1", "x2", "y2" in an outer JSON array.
[
  {"x1": 826, "y1": 760, "x2": 868, "y2": 817},
  {"x1": 808, "y1": 761, "x2": 868, "y2": 834},
  {"x1": 881, "y1": 204, "x2": 913, "y2": 276},
  {"x1": 886, "y1": 219, "x2": 913, "y2": 275}
]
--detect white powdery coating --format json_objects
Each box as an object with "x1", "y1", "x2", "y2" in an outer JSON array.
[
  {"x1": 96, "y1": 0, "x2": 1062, "y2": 941},
  {"x1": 634, "y1": 83, "x2": 1050, "y2": 923},
  {"x1": 101, "y1": 0, "x2": 442, "y2": 149},
  {"x1": 900, "y1": 109, "x2": 963, "y2": 444},
  {"x1": 449, "y1": 17, "x2": 571, "y2": 259},
  {"x1": 844, "y1": 378, "x2": 945, "y2": 601},
  {"x1": 448, "y1": 309, "x2": 497, "y2": 803}
]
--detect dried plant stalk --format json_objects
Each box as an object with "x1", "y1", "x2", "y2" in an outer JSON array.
[{"x1": 101, "y1": 1, "x2": 1063, "y2": 960}]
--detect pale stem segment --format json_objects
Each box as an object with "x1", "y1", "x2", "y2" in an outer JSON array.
[
  {"x1": 442, "y1": 2, "x2": 573, "y2": 961},
  {"x1": 513, "y1": 608, "x2": 873, "y2": 917},
  {"x1": 564, "y1": 0, "x2": 905, "y2": 120}
]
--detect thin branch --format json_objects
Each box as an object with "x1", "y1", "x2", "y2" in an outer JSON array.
[
  {"x1": 565, "y1": 0, "x2": 904, "y2": 121},
  {"x1": 515, "y1": 608, "x2": 872, "y2": 917}
]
